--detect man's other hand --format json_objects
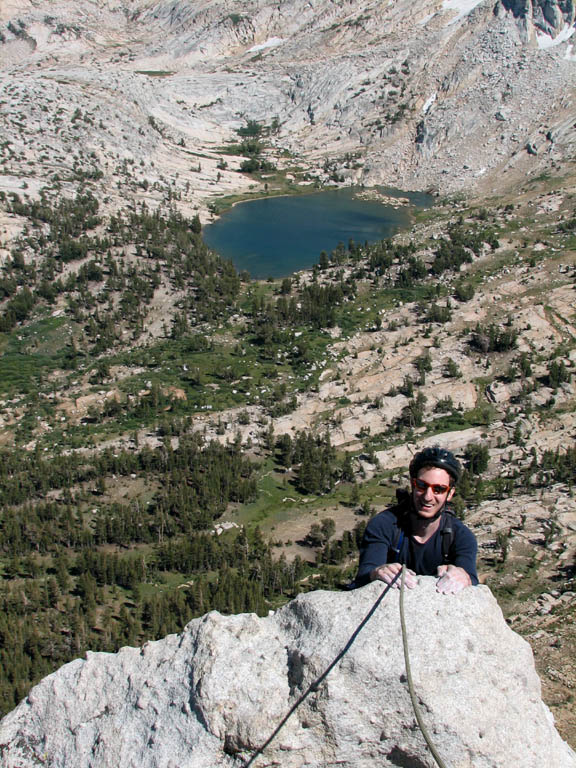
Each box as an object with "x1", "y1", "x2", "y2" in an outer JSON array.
[
  {"x1": 436, "y1": 564, "x2": 471, "y2": 594},
  {"x1": 370, "y1": 562, "x2": 418, "y2": 589}
]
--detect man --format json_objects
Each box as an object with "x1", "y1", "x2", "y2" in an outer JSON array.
[{"x1": 354, "y1": 446, "x2": 478, "y2": 594}]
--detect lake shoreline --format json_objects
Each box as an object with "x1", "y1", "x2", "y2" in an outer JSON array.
[
  {"x1": 206, "y1": 182, "x2": 416, "y2": 225},
  {"x1": 203, "y1": 185, "x2": 432, "y2": 279}
]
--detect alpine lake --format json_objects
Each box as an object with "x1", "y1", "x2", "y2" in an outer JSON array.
[{"x1": 203, "y1": 186, "x2": 433, "y2": 279}]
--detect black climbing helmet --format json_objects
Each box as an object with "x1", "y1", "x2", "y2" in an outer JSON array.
[{"x1": 409, "y1": 446, "x2": 462, "y2": 485}]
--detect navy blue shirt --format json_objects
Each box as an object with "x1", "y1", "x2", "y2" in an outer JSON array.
[{"x1": 355, "y1": 505, "x2": 478, "y2": 587}]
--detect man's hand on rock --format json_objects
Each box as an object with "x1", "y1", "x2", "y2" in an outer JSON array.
[
  {"x1": 370, "y1": 562, "x2": 418, "y2": 589},
  {"x1": 436, "y1": 565, "x2": 471, "y2": 594}
]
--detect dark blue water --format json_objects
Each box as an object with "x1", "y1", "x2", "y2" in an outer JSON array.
[{"x1": 203, "y1": 187, "x2": 431, "y2": 279}]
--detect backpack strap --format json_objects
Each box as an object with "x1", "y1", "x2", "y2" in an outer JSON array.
[
  {"x1": 441, "y1": 509, "x2": 455, "y2": 564},
  {"x1": 391, "y1": 488, "x2": 411, "y2": 563},
  {"x1": 392, "y1": 528, "x2": 405, "y2": 561}
]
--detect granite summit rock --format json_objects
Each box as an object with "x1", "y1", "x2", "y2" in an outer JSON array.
[{"x1": 0, "y1": 578, "x2": 574, "y2": 767}]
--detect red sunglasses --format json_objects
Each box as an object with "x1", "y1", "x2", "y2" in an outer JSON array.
[{"x1": 411, "y1": 477, "x2": 451, "y2": 495}]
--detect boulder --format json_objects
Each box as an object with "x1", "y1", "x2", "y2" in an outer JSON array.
[{"x1": 0, "y1": 579, "x2": 574, "y2": 768}]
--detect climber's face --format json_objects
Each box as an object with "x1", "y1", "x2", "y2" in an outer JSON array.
[{"x1": 411, "y1": 467, "x2": 455, "y2": 520}]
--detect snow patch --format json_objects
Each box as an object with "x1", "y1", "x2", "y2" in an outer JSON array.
[
  {"x1": 442, "y1": 0, "x2": 484, "y2": 25},
  {"x1": 565, "y1": 43, "x2": 576, "y2": 61},
  {"x1": 247, "y1": 37, "x2": 284, "y2": 53},
  {"x1": 422, "y1": 93, "x2": 437, "y2": 114},
  {"x1": 537, "y1": 24, "x2": 575, "y2": 50}
]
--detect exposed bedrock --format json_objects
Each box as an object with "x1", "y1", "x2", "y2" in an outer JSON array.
[{"x1": 0, "y1": 579, "x2": 574, "y2": 767}]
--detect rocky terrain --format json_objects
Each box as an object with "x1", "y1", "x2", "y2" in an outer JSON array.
[
  {"x1": 1, "y1": 0, "x2": 576, "y2": 758},
  {"x1": 0, "y1": 579, "x2": 574, "y2": 767},
  {"x1": 1, "y1": 0, "x2": 576, "y2": 239}
]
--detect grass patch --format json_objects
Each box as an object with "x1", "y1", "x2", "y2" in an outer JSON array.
[
  {"x1": 236, "y1": 458, "x2": 397, "y2": 534},
  {"x1": 135, "y1": 71, "x2": 175, "y2": 77},
  {"x1": 423, "y1": 402, "x2": 496, "y2": 435},
  {"x1": 206, "y1": 178, "x2": 320, "y2": 217},
  {"x1": 235, "y1": 462, "x2": 297, "y2": 527},
  {"x1": 0, "y1": 352, "x2": 57, "y2": 395},
  {"x1": 0, "y1": 315, "x2": 79, "y2": 395}
]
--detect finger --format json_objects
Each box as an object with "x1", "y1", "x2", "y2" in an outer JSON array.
[
  {"x1": 389, "y1": 572, "x2": 402, "y2": 588},
  {"x1": 437, "y1": 575, "x2": 465, "y2": 594},
  {"x1": 436, "y1": 575, "x2": 451, "y2": 593}
]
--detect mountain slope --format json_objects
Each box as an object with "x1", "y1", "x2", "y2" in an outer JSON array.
[{"x1": 1, "y1": 0, "x2": 576, "y2": 223}]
